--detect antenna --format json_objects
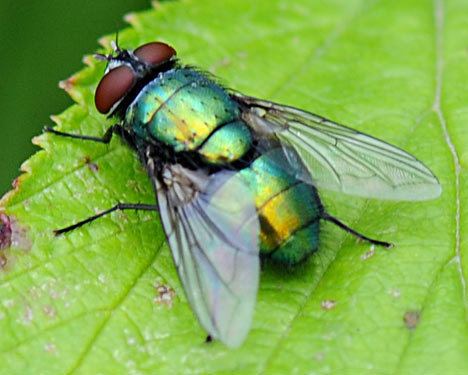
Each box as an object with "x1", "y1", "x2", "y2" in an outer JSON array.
[
  {"x1": 111, "y1": 31, "x2": 121, "y2": 53},
  {"x1": 95, "y1": 31, "x2": 121, "y2": 62}
]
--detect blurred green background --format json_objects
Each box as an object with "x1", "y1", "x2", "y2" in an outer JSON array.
[{"x1": 0, "y1": 0, "x2": 151, "y2": 195}]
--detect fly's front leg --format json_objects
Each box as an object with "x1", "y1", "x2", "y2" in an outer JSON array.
[
  {"x1": 54, "y1": 203, "x2": 159, "y2": 236},
  {"x1": 44, "y1": 125, "x2": 149, "y2": 235},
  {"x1": 43, "y1": 124, "x2": 125, "y2": 144}
]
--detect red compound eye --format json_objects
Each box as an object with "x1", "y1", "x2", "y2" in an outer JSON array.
[
  {"x1": 134, "y1": 42, "x2": 176, "y2": 66},
  {"x1": 95, "y1": 65, "x2": 135, "y2": 114}
]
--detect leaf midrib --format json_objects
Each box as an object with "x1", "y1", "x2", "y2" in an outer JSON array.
[{"x1": 395, "y1": 0, "x2": 467, "y2": 371}]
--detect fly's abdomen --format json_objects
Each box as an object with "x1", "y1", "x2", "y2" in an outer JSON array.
[
  {"x1": 240, "y1": 152, "x2": 321, "y2": 265},
  {"x1": 126, "y1": 68, "x2": 251, "y2": 163}
]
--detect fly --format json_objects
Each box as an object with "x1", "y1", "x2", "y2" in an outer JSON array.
[{"x1": 44, "y1": 40, "x2": 441, "y2": 348}]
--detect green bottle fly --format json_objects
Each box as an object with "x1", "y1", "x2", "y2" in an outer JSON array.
[
  {"x1": 46, "y1": 41, "x2": 441, "y2": 348},
  {"x1": 125, "y1": 67, "x2": 320, "y2": 264}
]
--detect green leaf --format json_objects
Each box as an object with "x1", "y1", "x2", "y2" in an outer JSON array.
[{"x1": 1, "y1": 0, "x2": 466, "y2": 373}]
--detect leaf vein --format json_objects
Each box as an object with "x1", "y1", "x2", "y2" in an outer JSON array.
[{"x1": 66, "y1": 236, "x2": 165, "y2": 374}]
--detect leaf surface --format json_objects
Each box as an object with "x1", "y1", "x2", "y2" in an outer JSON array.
[{"x1": 0, "y1": 0, "x2": 466, "y2": 373}]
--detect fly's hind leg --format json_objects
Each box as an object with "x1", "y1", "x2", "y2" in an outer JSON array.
[
  {"x1": 321, "y1": 212, "x2": 392, "y2": 248},
  {"x1": 54, "y1": 203, "x2": 158, "y2": 236},
  {"x1": 205, "y1": 335, "x2": 213, "y2": 344}
]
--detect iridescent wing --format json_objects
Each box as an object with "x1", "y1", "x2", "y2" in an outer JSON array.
[
  {"x1": 232, "y1": 93, "x2": 441, "y2": 201},
  {"x1": 156, "y1": 164, "x2": 260, "y2": 348}
]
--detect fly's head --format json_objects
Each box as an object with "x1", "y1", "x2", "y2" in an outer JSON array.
[{"x1": 94, "y1": 40, "x2": 177, "y2": 116}]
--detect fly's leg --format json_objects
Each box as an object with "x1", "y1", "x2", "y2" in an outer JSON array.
[
  {"x1": 54, "y1": 203, "x2": 158, "y2": 236},
  {"x1": 321, "y1": 212, "x2": 392, "y2": 248},
  {"x1": 45, "y1": 125, "x2": 147, "y2": 236},
  {"x1": 43, "y1": 124, "x2": 126, "y2": 144},
  {"x1": 205, "y1": 335, "x2": 213, "y2": 344}
]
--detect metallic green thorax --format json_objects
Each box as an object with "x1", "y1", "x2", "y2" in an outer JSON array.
[
  {"x1": 126, "y1": 68, "x2": 251, "y2": 164},
  {"x1": 126, "y1": 67, "x2": 320, "y2": 264}
]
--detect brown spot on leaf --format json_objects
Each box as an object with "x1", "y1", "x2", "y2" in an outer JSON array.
[
  {"x1": 1, "y1": 215, "x2": 31, "y2": 251},
  {"x1": 0, "y1": 253, "x2": 7, "y2": 269},
  {"x1": 404, "y1": 310, "x2": 420, "y2": 330},
  {"x1": 84, "y1": 156, "x2": 99, "y2": 172},
  {"x1": 0, "y1": 214, "x2": 12, "y2": 250},
  {"x1": 154, "y1": 283, "x2": 175, "y2": 308},
  {"x1": 11, "y1": 177, "x2": 20, "y2": 190},
  {"x1": 0, "y1": 225, "x2": 29, "y2": 271}
]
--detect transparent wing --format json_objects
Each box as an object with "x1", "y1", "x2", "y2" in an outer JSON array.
[
  {"x1": 156, "y1": 165, "x2": 260, "y2": 348},
  {"x1": 233, "y1": 93, "x2": 442, "y2": 201}
]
